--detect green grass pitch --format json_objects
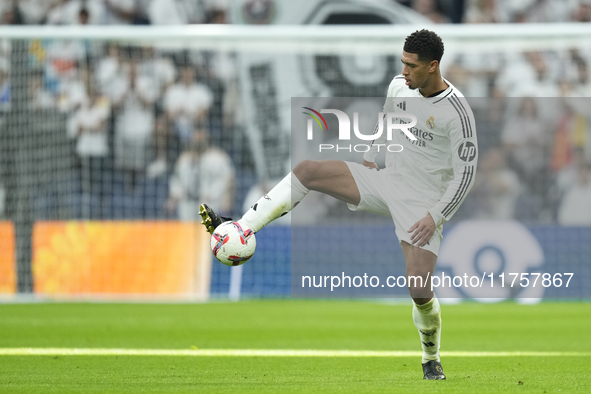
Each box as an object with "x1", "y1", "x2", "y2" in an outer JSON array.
[{"x1": 0, "y1": 300, "x2": 589, "y2": 393}]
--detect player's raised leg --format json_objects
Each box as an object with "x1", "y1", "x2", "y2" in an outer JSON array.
[
  {"x1": 200, "y1": 160, "x2": 360, "y2": 234},
  {"x1": 401, "y1": 241, "x2": 446, "y2": 380},
  {"x1": 236, "y1": 160, "x2": 360, "y2": 233}
]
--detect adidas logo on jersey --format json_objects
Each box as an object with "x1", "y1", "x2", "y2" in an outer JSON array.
[{"x1": 396, "y1": 101, "x2": 407, "y2": 111}]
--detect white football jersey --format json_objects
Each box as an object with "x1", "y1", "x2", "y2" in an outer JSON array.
[{"x1": 363, "y1": 75, "x2": 478, "y2": 227}]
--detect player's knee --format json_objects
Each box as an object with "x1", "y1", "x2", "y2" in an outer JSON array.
[
  {"x1": 293, "y1": 160, "x2": 320, "y2": 188},
  {"x1": 408, "y1": 283, "x2": 432, "y2": 304},
  {"x1": 411, "y1": 296, "x2": 433, "y2": 305}
]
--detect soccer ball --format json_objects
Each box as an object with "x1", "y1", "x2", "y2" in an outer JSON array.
[{"x1": 210, "y1": 222, "x2": 256, "y2": 266}]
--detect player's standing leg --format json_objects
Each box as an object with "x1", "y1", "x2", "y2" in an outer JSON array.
[
  {"x1": 200, "y1": 160, "x2": 361, "y2": 234},
  {"x1": 401, "y1": 241, "x2": 445, "y2": 380}
]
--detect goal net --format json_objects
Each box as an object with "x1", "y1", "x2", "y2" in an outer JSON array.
[{"x1": 0, "y1": 24, "x2": 590, "y2": 300}]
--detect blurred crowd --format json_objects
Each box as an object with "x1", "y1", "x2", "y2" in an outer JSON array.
[
  {"x1": 0, "y1": 0, "x2": 590, "y2": 26},
  {"x1": 1, "y1": 39, "x2": 241, "y2": 221},
  {"x1": 402, "y1": 0, "x2": 591, "y2": 24},
  {"x1": 458, "y1": 96, "x2": 591, "y2": 226},
  {"x1": 0, "y1": 0, "x2": 228, "y2": 25},
  {"x1": 0, "y1": 0, "x2": 589, "y2": 226},
  {"x1": 0, "y1": 1, "x2": 237, "y2": 223}
]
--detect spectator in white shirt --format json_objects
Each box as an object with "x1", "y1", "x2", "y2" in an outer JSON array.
[
  {"x1": 45, "y1": 40, "x2": 87, "y2": 93},
  {"x1": 96, "y1": 43, "x2": 126, "y2": 100},
  {"x1": 167, "y1": 130, "x2": 234, "y2": 220},
  {"x1": 47, "y1": 0, "x2": 106, "y2": 25},
  {"x1": 507, "y1": 0, "x2": 577, "y2": 23},
  {"x1": 557, "y1": 148, "x2": 587, "y2": 194},
  {"x1": 470, "y1": 148, "x2": 521, "y2": 220},
  {"x1": 28, "y1": 70, "x2": 56, "y2": 110},
  {"x1": 104, "y1": 0, "x2": 137, "y2": 24},
  {"x1": 147, "y1": 115, "x2": 180, "y2": 179},
  {"x1": 138, "y1": 47, "x2": 177, "y2": 97},
  {"x1": 502, "y1": 97, "x2": 552, "y2": 192},
  {"x1": 113, "y1": 61, "x2": 157, "y2": 191},
  {"x1": 495, "y1": 51, "x2": 560, "y2": 97},
  {"x1": 464, "y1": 0, "x2": 507, "y2": 23},
  {"x1": 163, "y1": 65, "x2": 213, "y2": 144},
  {"x1": 0, "y1": 0, "x2": 19, "y2": 24},
  {"x1": 412, "y1": 0, "x2": 451, "y2": 23},
  {"x1": 572, "y1": 0, "x2": 591, "y2": 22},
  {"x1": 67, "y1": 78, "x2": 111, "y2": 209},
  {"x1": 17, "y1": 0, "x2": 60, "y2": 24},
  {"x1": 59, "y1": 64, "x2": 89, "y2": 113},
  {"x1": 148, "y1": 0, "x2": 204, "y2": 25},
  {"x1": 558, "y1": 161, "x2": 591, "y2": 226}
]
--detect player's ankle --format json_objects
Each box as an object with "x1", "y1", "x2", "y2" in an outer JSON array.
[
  {"x1": 422, "y1": 354, "x2": 440, "y2": 364},
  {"x1": 237, "y1": 219, "x2": 253, "y2": 231}
]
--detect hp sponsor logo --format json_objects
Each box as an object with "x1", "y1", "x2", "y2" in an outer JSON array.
[{"x1": 458, "y1": 141, "x2": 476, "y2": 162}]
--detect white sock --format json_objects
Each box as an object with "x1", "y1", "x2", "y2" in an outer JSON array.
[
  {"x1": 238, "y1": 172, "x2": 309, "y2": 233},
  {"x1": 412, "y1": 296, "x2": 442, "y2": 364}
]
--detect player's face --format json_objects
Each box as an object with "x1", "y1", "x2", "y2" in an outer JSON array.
[{"x1": 401, "y1": 51, "x2": 436, "y2": 91}]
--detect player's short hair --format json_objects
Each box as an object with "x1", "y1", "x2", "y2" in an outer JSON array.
[{"x1": 403, "y1": 29, "x2": 444, "y2": 64}]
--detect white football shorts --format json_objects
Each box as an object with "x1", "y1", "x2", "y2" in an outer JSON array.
[{"x1": 345, "y1": 161, "x2": 443, "y2": 256}]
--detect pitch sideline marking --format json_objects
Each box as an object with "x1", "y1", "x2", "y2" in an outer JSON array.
[{"x1": 0, "y1": 349, "x2": 589, "y2": 357}]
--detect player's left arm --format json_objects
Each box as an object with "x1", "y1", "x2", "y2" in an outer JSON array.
[
  {"x1": 409, "y1": 98, "x2": 478, "y2": 247},
  {"x1": 429, "y1": 98, "x2": 478, "y2": 227}
]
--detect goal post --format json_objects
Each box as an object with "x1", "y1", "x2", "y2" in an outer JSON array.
[{"x1": 1, "y1": 23, "x2": 591, "y2": 52}]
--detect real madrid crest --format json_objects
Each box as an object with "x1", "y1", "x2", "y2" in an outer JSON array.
[{"x1": 427, "y1": 116, "x2": 435, "y2": 130}]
